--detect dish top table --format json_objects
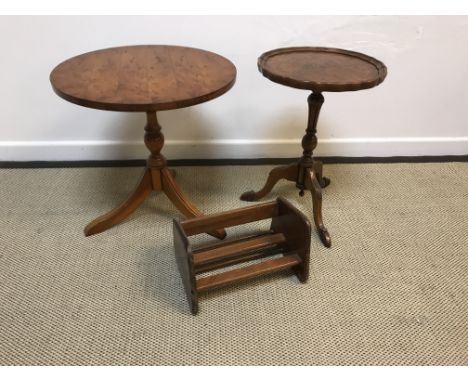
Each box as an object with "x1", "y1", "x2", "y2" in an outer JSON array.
[
  {"x1": 50, "y1": 45, "x2": 236, "y2": 238},
  {"x1": 240, "y1": 47, "x2": 387, "y2": 247}
]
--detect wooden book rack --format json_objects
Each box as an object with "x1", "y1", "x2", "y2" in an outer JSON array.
[{"x1": 173, "y1": 197, "x2": 311, "y2": 314}]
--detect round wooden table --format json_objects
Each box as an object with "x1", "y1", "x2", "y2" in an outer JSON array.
[
  {"x1": 240, "y1": 47, "x2": 387, "y2": 247},
  {"x1": 50, "y1": 45, "x2": 236, "y2": 239}
]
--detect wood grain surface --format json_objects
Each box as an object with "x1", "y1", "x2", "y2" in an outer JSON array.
[
  {"x1": 50, "y1": 45, "x2": 237, "y2": 111},
  {"x1": 258, "y1": 47, "x2": 387, "y2": 92}
]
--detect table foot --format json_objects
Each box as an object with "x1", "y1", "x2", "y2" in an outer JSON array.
[
  {"x1": 161, "y1": 168, "x2": 226, "y2": 239},
  {"x1": 240, "y1": 163, "x2": 298, "y2": 202},
  {"x1": 84, "y1": 170, "x2": 153, "y2": 236},
  {"x1": 304, "y1": 168, "x2": 331, "y2": 247}
]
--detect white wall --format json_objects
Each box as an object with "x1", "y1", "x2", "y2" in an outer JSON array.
[{"x1": 0, "y1": 15, "x2": 467, "y2": 160}]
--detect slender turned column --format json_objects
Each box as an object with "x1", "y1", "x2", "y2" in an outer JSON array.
[
  {"x1": 145, "y1": 111, "x2": 166, "y2": 169},
  {"x1": 144, "y1": 111, "x2": 166, "y2": 190},
  {"x1": 297, "y1": 92, "x2": 324, "y2": 191}
]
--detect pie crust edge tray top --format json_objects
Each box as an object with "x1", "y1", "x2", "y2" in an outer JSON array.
[{"x1": 257, "y1": 46, "x2": 387, "y2": 92}]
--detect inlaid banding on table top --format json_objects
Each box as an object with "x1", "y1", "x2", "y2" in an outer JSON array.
[
  {"x1": 50, "y1": 45, "x2": 237, "y2": 112},
  {"x1": 258, "y1": 47, "x2": 387, "y2": 92}
]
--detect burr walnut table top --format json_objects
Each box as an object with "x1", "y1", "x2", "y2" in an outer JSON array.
[
  {"x1": 258, "y1": 47, "x2": 387, "y2": 92},
  {"x1": 50, "y1": 45, "x2": 237, "y2": 112}
]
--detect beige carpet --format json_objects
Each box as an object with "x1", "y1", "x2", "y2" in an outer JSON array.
[{"x1": 0, "y1": 163, "x2": 467, "y2": 365}]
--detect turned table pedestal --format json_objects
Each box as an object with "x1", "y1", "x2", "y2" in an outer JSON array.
[
  {"x1": 241, "y1": 47, "x2": 387, "y2": 247},
  {"x1": 50, "y1": 45, "x2": 236, "y2": 239}
]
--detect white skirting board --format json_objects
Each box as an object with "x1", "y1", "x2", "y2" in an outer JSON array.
[{"x1": 0, "y1": 137, "x2": 467, "y2": 161}]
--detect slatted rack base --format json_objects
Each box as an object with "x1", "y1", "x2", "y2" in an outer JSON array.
[{"x1": 173, "y1": 197, "x2": 311, "y2": 314}]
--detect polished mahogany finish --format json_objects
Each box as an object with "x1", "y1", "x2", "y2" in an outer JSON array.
[
  {"x1": 50, "y1": 45, "x2": 237, "y2": 238},
  {"x1": 50, "y1": 45, "x2": 236, "y2": 111},
  {"x1": 258, "y1": 47, "x2": 386, "y2": 92},
  {"x1": 241, "y1": 47, "x2": 387, "y2": 247},
  {"x1": 173, "y1": 197, "x2": 311, "y2": 314}
]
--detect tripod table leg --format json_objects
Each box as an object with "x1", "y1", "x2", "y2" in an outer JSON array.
[
  {"x1": 240, "y1": 162, "x2": 298, "y2": 202},
  {"x1": 304, "y1": 168, "x2": 331, "y2": 247},
  {"x1": 313, "y1": 160, "x2": 331, "y2": 188},
  {"x1": 84, "y1": 169, "x2": 153, "y2": 236}
]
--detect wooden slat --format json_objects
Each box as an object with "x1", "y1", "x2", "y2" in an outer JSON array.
[
  {"x1": 193, "y1": 233, "x2": 287, "y2": 266},
  {"x1": 181, "y1": 201, "x2": 278, "y2": 236},
  {"x1": 196, "y1": 254, "x2": 302, "y2": 292},
  {"x1": 192, "y1": 231, "x2": 271, "y2": 254},
  {"x1": 194, "y1": 247, "x2": 292, "y2": 274}
]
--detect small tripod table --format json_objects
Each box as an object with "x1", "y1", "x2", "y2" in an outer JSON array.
[
  {"x1": 50, "y1": 45, "x2": 236, "y2": 239},
  {"x1": 241, "y1": 47, "x2": 387, "y2": 247}
]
